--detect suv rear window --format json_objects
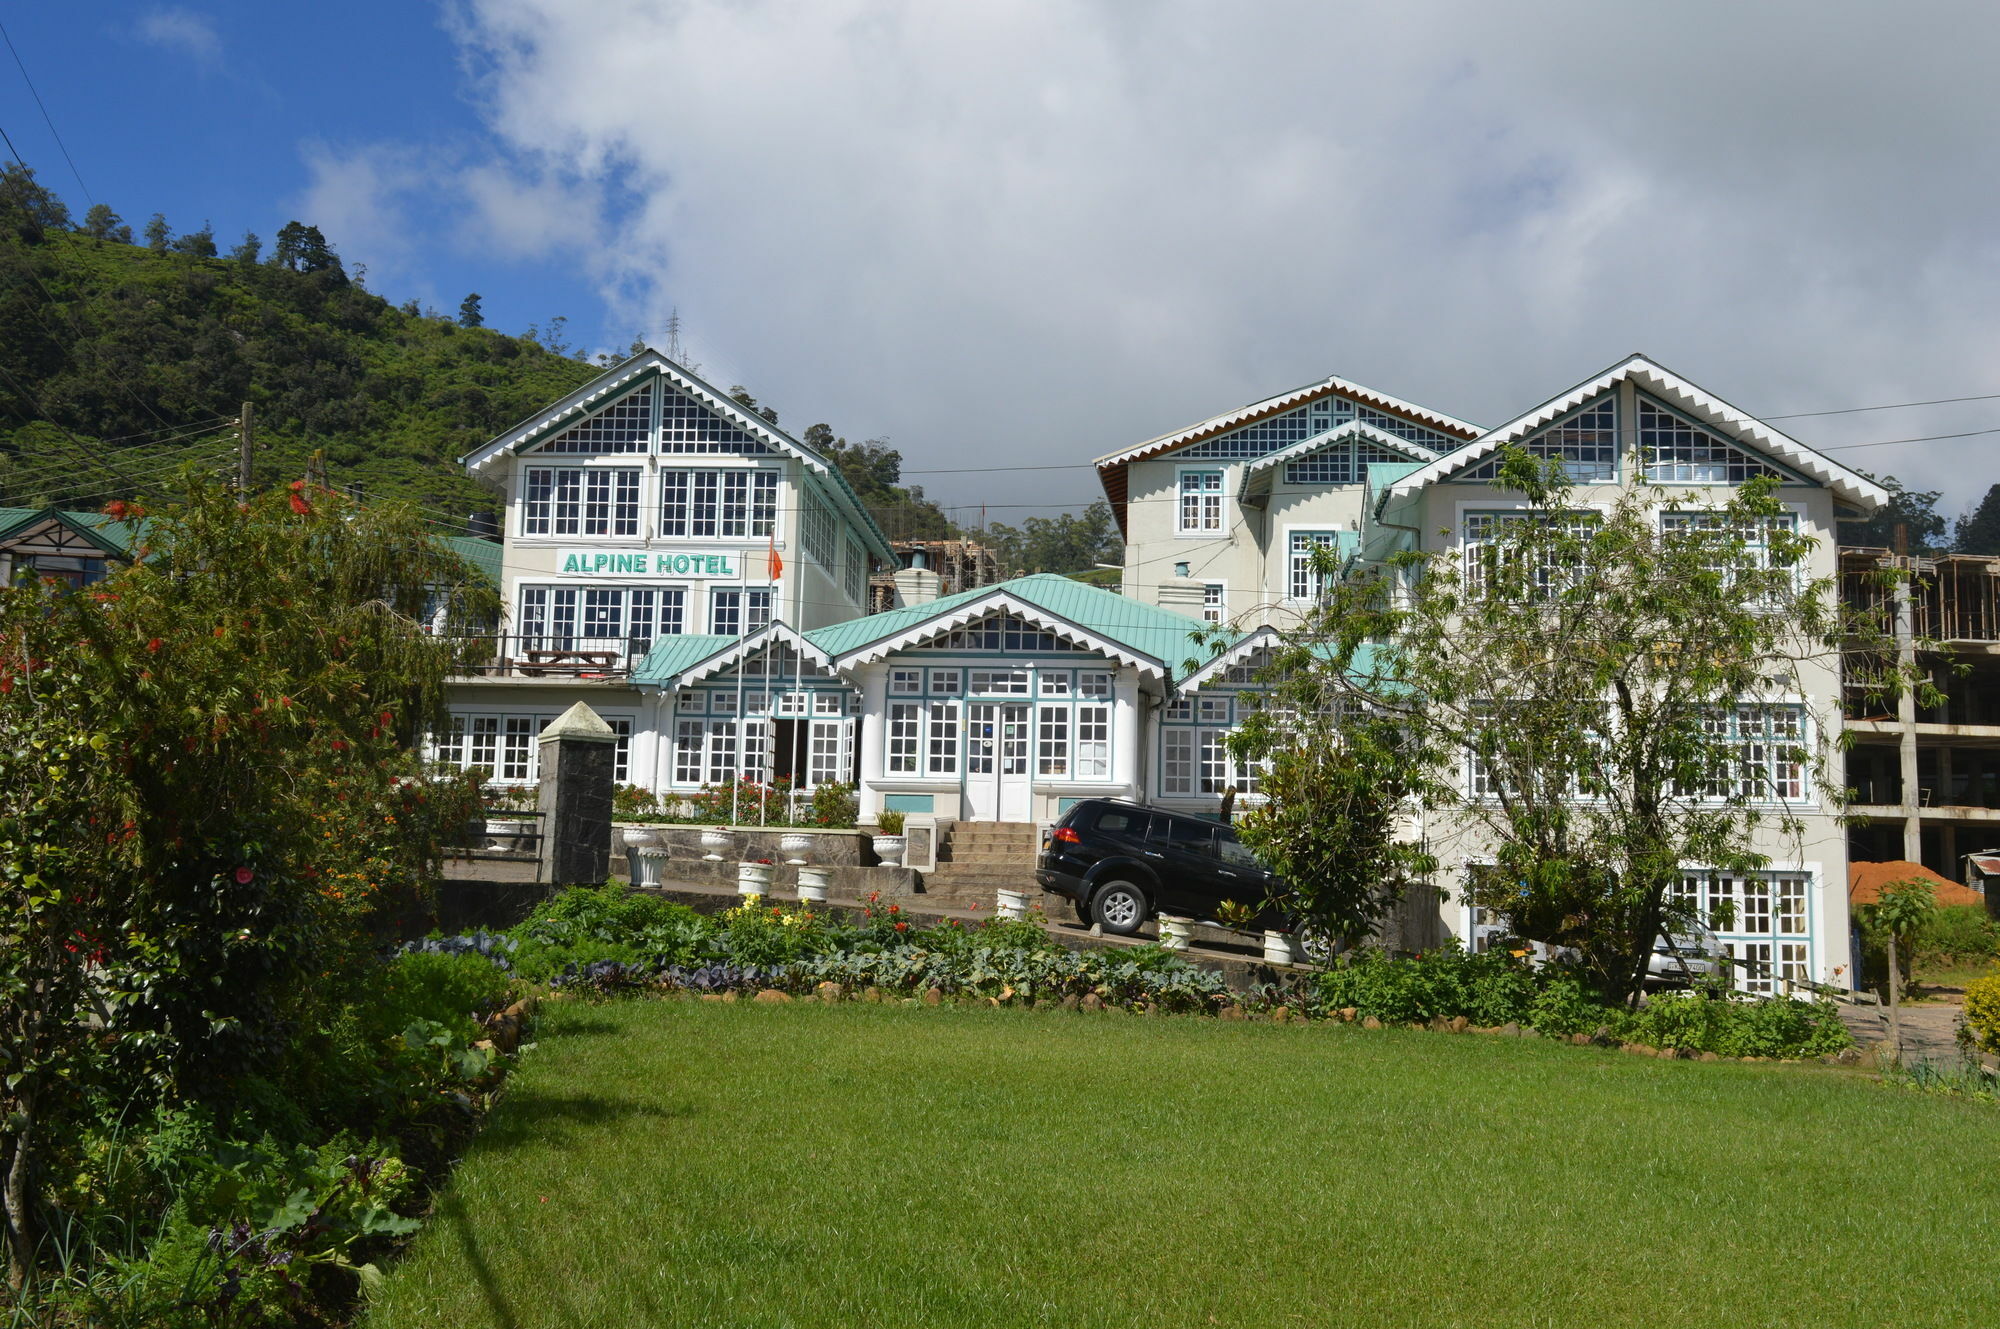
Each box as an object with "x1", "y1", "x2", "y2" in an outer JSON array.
[
  {"x1": 1090, "y1": 806, "x2": 1151, "y2": 838},
  {"x1": 1156, "y1": 817, "x2": 1217, "y2": 855}
]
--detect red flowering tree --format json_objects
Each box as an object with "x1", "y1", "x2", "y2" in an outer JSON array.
[{"x1": 0, "y1": 476, "x2": 492, "y2": 1287}]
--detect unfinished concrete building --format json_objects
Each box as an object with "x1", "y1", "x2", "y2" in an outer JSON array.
[{"x1": 1842, "y1": 547, "x2": 2000, "y2": 884}]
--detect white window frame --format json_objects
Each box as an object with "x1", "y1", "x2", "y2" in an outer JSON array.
[{"x1": 1177, "y1": 468, "x2": 1225, "y2": 535}]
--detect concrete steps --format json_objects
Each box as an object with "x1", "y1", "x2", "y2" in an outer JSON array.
[{"x1": 923, "y1": 820, "x2": 1042, "y2": 905}]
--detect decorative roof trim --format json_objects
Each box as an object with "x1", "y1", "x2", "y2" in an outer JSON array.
[
  {"x1": 1175, "y1": 626, "x2": 1278, "y2": 693},
  {"x1": 827, "y1": 589, "x2": 1169, "y2": 680},
  {"x1": 0, "y1": 510, "x2": 135, "y2": 557},
  {"x1": 1093, "y1": 374, "x2": 1480, "y2": 471},
  {"x1": 1244, "y1": 421, "x2": 1440, "y2": 477},
  {"x1": 1385, "y1": 354, "x2": 1893, "y2": 510},
  {"x1": 659, "y1": 621, "x2": 839, "y2": 691}
]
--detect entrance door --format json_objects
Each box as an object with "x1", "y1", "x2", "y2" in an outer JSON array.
[{"x1": 965, "y1": 703, "x2": 1033, "y2": 821}]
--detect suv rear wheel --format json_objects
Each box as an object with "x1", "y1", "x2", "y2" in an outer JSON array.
[
  {"x1": 1091, "y1": 880, "x2": 1147, "y2": 935},
  {"x1": 1291, "y1": 920, "x2": 1336, "y2": 966}
]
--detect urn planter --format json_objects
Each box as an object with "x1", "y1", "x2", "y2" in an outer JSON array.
[
  {"x1": 737, "y1": 860, "x2": 775, "y2": 897},
  {"x1": 795, "y1": 866, "x2": 831, "y2": 904},
  {"x1": 699, "y1": 828, "x2": 734, "y2": 862},
  {"x1": 634, "y1": 846, "x2": 669, "y2": 888},
  {"x1": 995, "y1": 888, "x2": 1031, "y2": 921},
  {"x1": 872, "y1": 834, "x2": 907, "y2": 867},
  {"x1": 1159, "y1": 916, "x2": 1193, "y2": 952},
  {"x1": 778, "y1": 833, "x2": 814, "y2": 865}
]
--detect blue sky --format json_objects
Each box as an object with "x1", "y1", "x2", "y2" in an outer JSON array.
[
  {"x1": 0, "y1": 4, "x2": 594, "y2": 345},
  {"x1": 4, "y1": 2, "x2": 2000, "y2": 525}
]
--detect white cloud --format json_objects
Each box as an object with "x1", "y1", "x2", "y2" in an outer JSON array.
[
  {"x1": 432, "y1": 0, "x2": 2000, "y2": 518},
  {"x1": 135, "y1": 7, "x2": 222, "y2": 68}
]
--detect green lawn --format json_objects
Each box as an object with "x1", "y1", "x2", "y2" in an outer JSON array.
[{"x1": 368, "y1": 1000, "x2": 2000, "y2": 1329}]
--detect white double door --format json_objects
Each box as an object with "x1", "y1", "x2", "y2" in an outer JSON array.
[{"x1": 964, "y1": 701, "x2": 1032, "y2": 821}]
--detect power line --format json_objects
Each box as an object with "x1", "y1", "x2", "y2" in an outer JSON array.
[
  {"x1": 0, "y1": 18, "x2": 88, "y2": 202},
  {"x1": 1760, "y1": 391, "x2": 2000, "y2": 422}
]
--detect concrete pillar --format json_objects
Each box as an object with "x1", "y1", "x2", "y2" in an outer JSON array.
[
  {"x1": 855, "y1": 663, "x2": 888, "y2": 823},
  {"x1": 1113, "y1": 672, "x2": 1142, "y2": 796},
  {"x1": 536, "y1": 701, "x2": 617, "y2": 885},
  {"x1": 1894, "y1": 575, "x2": 1922, "y2": 862}
]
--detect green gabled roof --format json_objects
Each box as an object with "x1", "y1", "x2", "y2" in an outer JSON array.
[
  {"x1": 803, "y1": 573, "x2": 1224, "y2": 682},
  {"x1": 0, "y1": 507, "x2": 144, "y2": 555},
  {"x1": 438, "y1": 535, "x2": 503, "y2": 585},
  {"x1": 630, "y1": 635, "x2": 741, "y2": 686}
]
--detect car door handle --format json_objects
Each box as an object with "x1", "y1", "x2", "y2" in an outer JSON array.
[{"x1": 1143, "y1": 850, "x2": 1164, "y2": 858}]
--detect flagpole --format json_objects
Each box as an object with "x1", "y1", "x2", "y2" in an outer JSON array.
[{"x1": 732, "y1": 547, "x2": 745, "y2": 829}]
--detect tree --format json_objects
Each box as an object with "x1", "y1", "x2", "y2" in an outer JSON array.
[
  {"x1": 1258, "y1": 452, "x2": 1901, "y2": 1004},
  {"x1": 458, "y1": 292, "x2": 484, "y2": 328},
  {"x1": 0, "y1": 476, "x2": 491, "y2": 1285},
  {"x1": 143, "y1": 212, "x2": 171, "y2": 252},
  {"x1": 0, "y1": 163, "x2": 70, "y2": 242},
  {"x1": 229, "y1": 230, "x2": 261, "y2": 263},
  {"x1": 80, "y1": 202, "x2": 131, "y2": 243},
  {"x1": 170, "y1": 219, "x2": 217, "y2": 258},
  {"x1": 730, "y1": 385, "x2": 780, "y2": 425},
  {"x1": 1955, "y1": 484, "x2": 2000, "y2": 554},
  {"x1": 983, "y1": 501, "x2": 1123, "y2": 574},
  {"x1": 805, "y1": 426, "x2": 957, "y2": 540},
  {"x1": 1864, "y1": 877, "x2": 1936, "y2": 1057},
  {"x1": 1836, "y1": 472, "x2": 1945, "y2": 552},
  {"x1": 269, "y1": 220, "x2": 343, "y2": 279}
]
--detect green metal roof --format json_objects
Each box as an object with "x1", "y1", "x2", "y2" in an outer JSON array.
[
  {"x1": 0, "y1": 507, "x2": 144, "y2": 555},
  {"x1": 803, "y1": 573, "x2": 1224, "y2": 682},
  {"x1": 630, "y1": 635, "x2": 741, "y2": 686},
  {"x1": 439, "y1": 535, "x2": 503, "y2": 585}
]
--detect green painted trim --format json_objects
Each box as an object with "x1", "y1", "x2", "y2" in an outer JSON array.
[{"x1": 884, "y1": 794, "x2": 935, "y2": 814}]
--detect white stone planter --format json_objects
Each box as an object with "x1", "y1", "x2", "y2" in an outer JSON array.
[
  {"x1": 1159, "y1": 916, "x2": 1193, "y2": 952},
  {"x1": 699, "y1": 828, "x2": 734, "y2": 862},
  {"x1": 634, "y1": 846, "x2": 668, "y2": 888},
  {"x1": 618, "y1": 824, "x2": 654, "y2": 851},
  {"x1": 795, "y1": 866, "x2": 831, "y2": 904},
  {"x1": 996, "y1": 888, "x2": 1031, "y2": 921},
  {"x1": 872, "y1": 834, "x2": 907, "y2": 867},
  {"x1": 1262, "y1": 930, "x2": 1295, "y2": 966},
  {"x1": 778, "y1": 833, "x2": 814, "y2": 865},
  {"x1": 737, "y1": 860, "x2": 775, "y2": 897}
]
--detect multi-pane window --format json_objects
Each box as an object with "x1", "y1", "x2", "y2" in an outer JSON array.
[
  {"x1": 1076, "y1": 704, "x2": 1111, "y2": 778},
  {"x1": 1640, "y1": 398, "x2": 1787, "y2": 483},
  {"x1": 926, "y1": 703, "x2": 960, "y2": 775},
  {"x1": 1037, "y1": 704, "x2": 1071, "y2": 776},
  {"x1": 674, "y1": 719, "x2": 705, "y2": 784},
  {"x1": 608, "y1": 718, "x2": 632, "y2": 783},
  {"x1": 1461, "y1": 511, "x2": 1599, "y2": 600},
  {"x1": 537, "y1": 386, "x2": 653, "y2": 454},
  {"x1": 1457, "y1": 397, "x2": 1618, "y2": 482},
  {"x1": 1356, "y1": 406, "x2": 1455, "y2": 450},
  {"x1": 929, "y1": 669, "x2": 962, "y2": 694},
  {"x1": 659, "y1": 469, "x2": 777, "y2": 538},
  {"x1": 1179, "y1": 470, "x2": 1224, "y2": 533},
  {"x1": 1673, "y1": 870, "x2": 1814, "y2": 994},
  {"x1": 1078, "y1": 672, "x2": 1114, "y2": 699},
  {"x1": 1284, "y1": 439, "x2": 1414, "y2": 485},
  {"x1": 1202, "y1": 583, "x2": 1225, "y2": 625},
  {"x1": 968, "y1": 668, "x2": 1030, "y2": 694},
  {"x1": 1181, "y1": 397, "x2": 1351, "y2": 459},
  {"x1": 520, "y1": 586, "x2": 682, "y2": 649},
  {"x1": 1692, "y1": 705, "x2": 1807, "y2": 803},
  {"x1": 800, "y1": 493, "x2": 837, "y2": 567},
  {"x1": 434, "y1": 710, "x2": 635, "y2": 785},
  {"x1": 890, "y1": 668, "x2": 922, "y2": 695},
  {"x1": 705, "y1": 720, "x2": 741, "y2": 784},
  {"x1": 1289, "y1": 532, "x2": 1339, "y2": 601},
  {"x1": 844, "y1": 537, "x2": 867, "y2": 604},
  {"x1": 709, "y1": 588, "x2": 773, "y2": 637},
  {"x1": 660, "y1": 382, "x2": 772, "y2": 454},
  {"x1": 918, "y1": 614, "x2": 1085, "y2": 653},
  {"x1": 887, "y1": 702, "x2": 921, "y2": 774},
  {"x1": 1660, "y1": 511, "x2": 1800, "y2": 603},
  {"x1": 1159, "y1": 690, "x2": 1261, "y2": 796},
  {"x1": 522, "y1": 467, "x2": 641, "y2": 536}
]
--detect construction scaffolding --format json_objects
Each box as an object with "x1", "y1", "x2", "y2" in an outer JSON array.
[
  {"x1": 868, "y1": 539, "x2": 1004, "y2": 613},
  {"x1": 1841, "y1": 547, "x2": 2000, "y2": 645}
]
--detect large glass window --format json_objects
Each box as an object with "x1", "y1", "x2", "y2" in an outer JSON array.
[
  {"x1": 800, "y1": 493, "x2": 837, "y2": 567},
  {"x1": 887, "y1": 702, "x2": 921, "y2": 774},
  {"x1": 660, "y1": 469, "x2": 777, "y2": 538},
  {"x1": 536, "y1": 386, "x2": 652, "y2": 454},
  {"x1": 1691, "y1": 705, "x2": 1807, "y2": 803},
  {"x1": 709, "y1": 588, "x2": 773, "y2": 637},
  {"x1": 1179, "y1": 470, "x2": 1224, "y2": 533},
  {"x1": 1289, "y1": 532, "x2": 1339, "y2": 601},
  {"x1": 1284, "y1": 439, "x2": 1412, "y2": 485},
  {"x1": 1457, "y1": 397, "x2": 1618, "y2": 483},
  {"x1": 1460, "y1": 511, "x2": 1600, "y2": 600},
  {"x1": 1672, "y1": 870, "x2": 1814, "y2": 994},
  {"x1": 660, "y1": 382, "x2": 772, "y2": 454},
  {"x1": 519, "y1": 586, "x2": 682, "y2": 650},
  {"x1": 523, "y1": 466, "x2": 641, "y2": 536},
  {"x1": 1641, "y1": 398, "x2": 1787, "y2": 483}
]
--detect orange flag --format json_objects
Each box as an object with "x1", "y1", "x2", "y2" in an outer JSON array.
[{"x1": 767, "y1": 535, "x2": 784, "y2": 583}]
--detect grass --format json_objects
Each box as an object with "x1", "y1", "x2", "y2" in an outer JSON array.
[
  {"x1": 1914, "y1": 956, "x2": 2000, "y2": 994},
  {"x1": 368, "y1": 1000, "x2": 2000, "y2": 1329}
]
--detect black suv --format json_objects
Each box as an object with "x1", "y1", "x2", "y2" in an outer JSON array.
[{"x1": 1036, "y1": 798, "x2": 1327, "y2": 956}]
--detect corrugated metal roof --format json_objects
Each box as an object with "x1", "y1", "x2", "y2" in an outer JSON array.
[
  {"x1": 630, "y1": 635, "x2": 740, "y2": 685},
  {"x1": 805, "y1": 573, "x2": 1223, "y2": 681},
  {"x1": 0, "y1": 507, "x2": 144, "y2": 554},
  {"x1": 439, "y1": 536, "x2": 503, "y2": 584}
]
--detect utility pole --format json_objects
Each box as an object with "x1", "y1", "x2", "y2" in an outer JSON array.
[{"x1": 237, "y1": 400, "x2": 255, "y2": 494}]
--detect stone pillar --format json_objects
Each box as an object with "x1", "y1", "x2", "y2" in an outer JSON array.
[{"x1": 537, "y1": 701, "x2": 617, "y2": 885}]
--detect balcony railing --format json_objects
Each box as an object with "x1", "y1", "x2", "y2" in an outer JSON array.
[{"x1": 442, "y1": 633, "x2": 655, "y2": 681}]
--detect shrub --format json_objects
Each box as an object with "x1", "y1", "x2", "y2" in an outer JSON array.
[
  {"x1": 1915, "y1": 905, "x2": 2000, "y2": 962},
  {"x1": 1613, "y1": 992, "x2": 1850, "y2": 1058},
  {"x1": 516, "y1": 883, "x2": 711, "y2": 955},
  {"x1": 716, "y1": 901, "x2": 834, "y2": 968},
  {"x1": 364, "y1": 951, "x2": 513, "y2": 1043},
  {"x1": 1312, "y1": 942, "x2": 1556, "y2": 1027},
  {"x1": 1966, "y1": 975, "x2": 2000, "y2": 1055}
]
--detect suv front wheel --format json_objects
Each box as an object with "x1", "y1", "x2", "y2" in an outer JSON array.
[
  {"x1": 1090, "y1": 880, "x2": 1148, "y2": 935},
  {"x1": 1290, "y1": 920, "x2": 1337, "y2": 966}
]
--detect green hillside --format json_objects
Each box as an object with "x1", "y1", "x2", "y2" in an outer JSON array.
[{"x1": 0, "y1": 169, "x2": 599, "y2": 524}]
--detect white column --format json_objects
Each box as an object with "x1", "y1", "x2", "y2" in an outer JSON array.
[
  {"x1": 1113, "y1": 670, "x2": 1142, "y2": 798},
  {"x1": 856, "y1": 662, "x2": 889, "y2": 823}
]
